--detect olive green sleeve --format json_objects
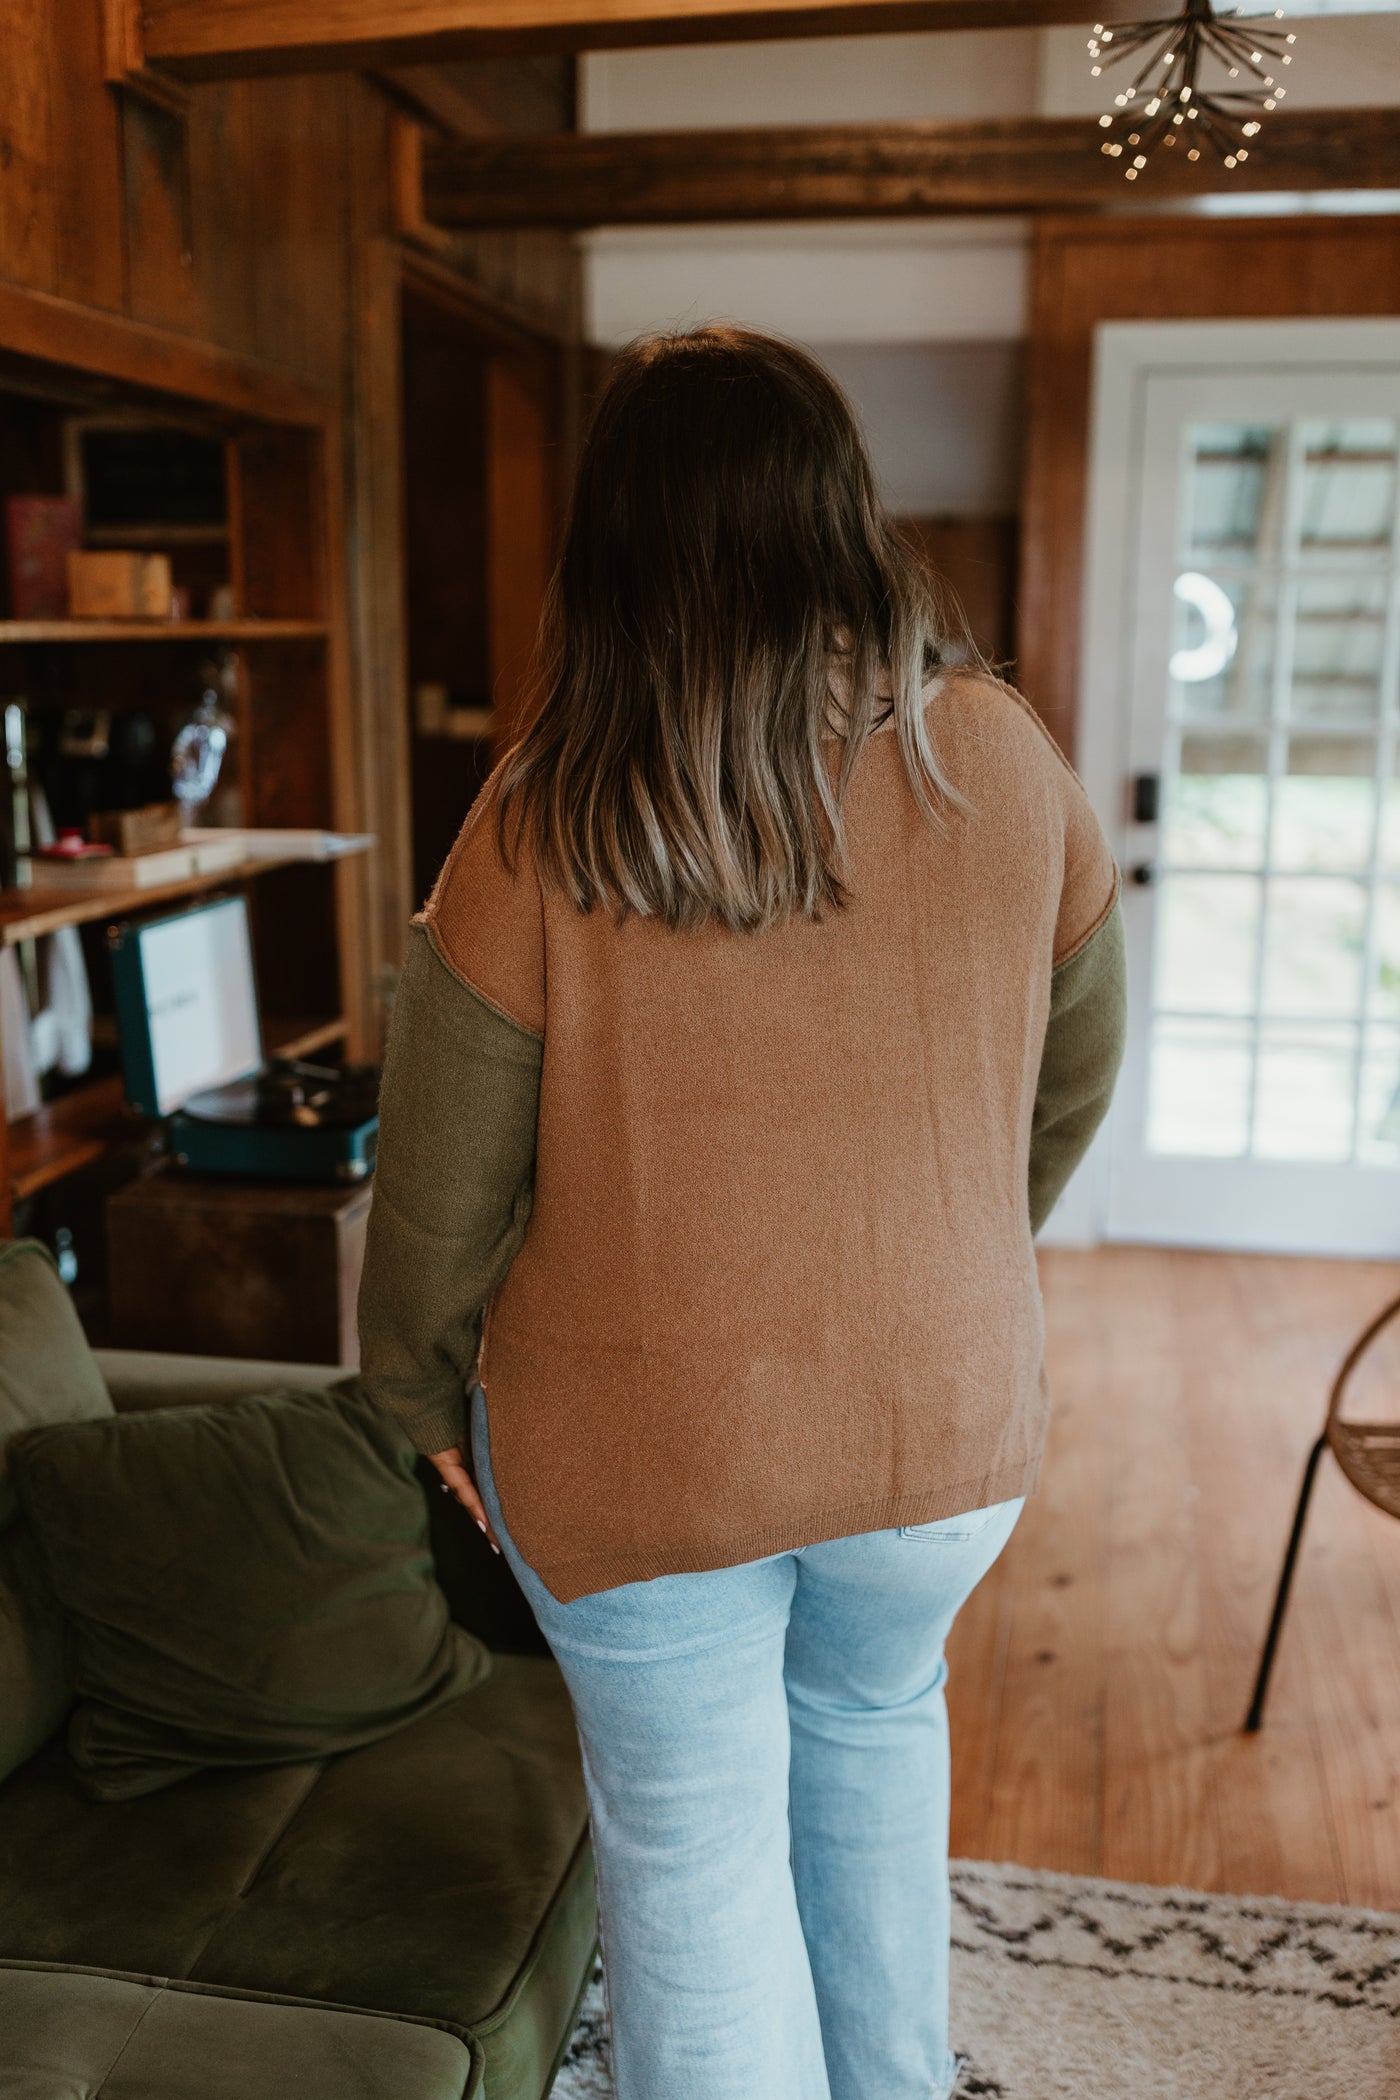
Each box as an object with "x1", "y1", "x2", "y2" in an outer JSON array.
[
  {"x1": 1029, "y1": 898, "x2": 1127, "y2": 1237},
  {"x1": 356, "y1": 921, "x2": 542, "y2": 1460}
]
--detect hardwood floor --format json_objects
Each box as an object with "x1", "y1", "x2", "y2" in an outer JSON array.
[{"x1": 946, "y1": 1246, "x2": 1400, "y2": 1912}]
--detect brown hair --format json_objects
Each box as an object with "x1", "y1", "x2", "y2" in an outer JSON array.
[{"x1": 496, "y1": 324, "x2": 967, "y2": 932}]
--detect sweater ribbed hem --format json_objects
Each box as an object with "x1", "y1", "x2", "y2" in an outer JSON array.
[{"x1": 528, "y1": 1457, "x2": 1041, "y2": 1603}]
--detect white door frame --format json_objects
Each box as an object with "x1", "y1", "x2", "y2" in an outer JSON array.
[{"x1": 1041, "y1": 316, "x2": 1400, "y2": 1248}]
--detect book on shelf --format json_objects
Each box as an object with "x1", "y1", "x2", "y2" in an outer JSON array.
[
  {"x1": 181, "y1": 828, "x2": 375, "y2": 862},
  {"x1": 16, "y1": 828, "x2": 375, "y2": 892},
  {"x1": 20, "y1": 834, "x2": 247, "y2": 889}
]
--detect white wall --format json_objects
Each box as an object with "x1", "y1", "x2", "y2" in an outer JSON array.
[
  {"x1": 580, "y1": 14, "x2": 1400, "y2": 359},
  {"x1": 1036, "y1": 14, "x2": 1400, "y2": 115},
  {"x1": 579, "y1": 29, "x2": 1040, "y2": 129},
  {"x1": 579, "y1": 14, "x2": 1397, "y2": 527},
  {"x1": 581, "y1": 15, "x2": 1400, "y2": 132},
  {"x1": 582, "y1": 219, "x2": 1028, "y2": 348}
]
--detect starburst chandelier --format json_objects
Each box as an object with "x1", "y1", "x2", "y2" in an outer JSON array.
[{"x1": 1089, "y1": 0, "x2": 1297, "y2": 180}]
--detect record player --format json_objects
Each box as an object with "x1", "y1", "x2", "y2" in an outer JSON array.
[{"x1": 109, "y1": 893, "x2": 377, "y2": 1181}]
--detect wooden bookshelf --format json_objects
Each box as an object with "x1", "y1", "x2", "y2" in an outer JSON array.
[
  {"x1": 8, "y1": 1014, "x2": 349, "y2": 1203},
  {"x1": 0, "y1": 618, "x2": 326, "y2": 644},
  {"x1": 0, "y1": 325, "x2": 368, "y2": 1239},
  {"x1": 0, "y1": 849, "x2": 368, "y2": 947},
  {"x1": 8, "y1": 1076, "x2": 131, "y2": 1203}
]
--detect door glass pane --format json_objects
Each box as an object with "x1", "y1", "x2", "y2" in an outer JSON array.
[
  {"x1": 1377, "y1": 758, "x2": 1400, "y2": 875},
  {"x1": 1358, "y1": 1029, "x2": 1400, "y2": 1164},
  {"x1": 1135, "y1": 397, "x2": 1400, "y2": 1194},
  {"x1": 1270, "y1": 738, "x2": 1376, "y2": 872},
  {"x1": 1287, "y1": 575, "x2": 1389, "y2": 721},
  {"x1": 1161, "y1": 736, "x2": 1268, "y2": 869},
  {"x1": 1154, "y1": 874, "x2": 1261, "y2": 1015},
  {"x1": 1298, "y1": 420, "x2": 1398, "y2": 560},
  {"x1": 1169, "y1": 573, "x2": 1274, "y2": 723},
  {"x1": 1147, "y1": 1019, "x2": 1251, "y2": 1157},
  {"x1": 1261, "y1": 877, "x2": 1366, "y2": 1016},
  {"x1": 1372, "y1": 885, "x2": 1400, "y2": 1021},
  {"x1": 1253, "y1": 1023, "x2": 1358, "y2": 1161},
  {"x1": 1185, "y1": 424, "x2": 1284, "y2": 558}
]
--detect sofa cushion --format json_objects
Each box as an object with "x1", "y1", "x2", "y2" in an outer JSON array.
[
  {"x1": 0, "y1": 1964, "x2": 480, "y2": 2100},
  {"x1": 0, "y1": 1240, "x2": 111, "y2": 1529},
  {"x1": 10, "y1": 1383, "x2": 490, "y2": 1800},
  {"x1": 0, "y1": 1525, "x2": 69, "y2": 1787},
  {"x1": 0, "y1": 1656, "x2": 595, "y2": 2100},
  {"x1": 0, "y1": 1238, "x2": 110, "y2": 1786}
]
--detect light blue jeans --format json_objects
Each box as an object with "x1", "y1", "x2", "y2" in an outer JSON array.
[{"x1": 469, "y1": 1383, "x2": 1023, "y2": 2100}]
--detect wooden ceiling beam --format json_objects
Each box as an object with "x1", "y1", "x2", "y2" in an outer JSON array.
[
  {"x1": 140, "y1": 0, "x2": 1146, "y2": 79},
  {"x1": 420, "y1": 108, "x2": 1400, "y2": 225}
]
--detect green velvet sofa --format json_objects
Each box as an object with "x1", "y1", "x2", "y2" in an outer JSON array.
[{"x1": 0, "y1": 1238, "x2": 597, "y2": 2100}]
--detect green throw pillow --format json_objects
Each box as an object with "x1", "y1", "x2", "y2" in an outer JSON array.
[{"x1": 9, "y1": 1382, "x2": 491, "y2": 1801}]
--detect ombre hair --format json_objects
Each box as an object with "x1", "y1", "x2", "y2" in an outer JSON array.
[{"x1": 495, "y1": 324, "x2": 970, "y2": 933}]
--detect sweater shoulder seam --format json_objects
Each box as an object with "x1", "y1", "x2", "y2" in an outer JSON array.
[
  {"x1": 410, "y1": 916, "x2": 545, "y2": 1046},
  {"x1": 1051, "y1": 870, "x2": 1122, "y2": 974}
]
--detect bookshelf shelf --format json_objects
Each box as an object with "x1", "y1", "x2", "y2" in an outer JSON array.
[{"x1": 0, "y1": 618, "x2": 326, "y2": 644}]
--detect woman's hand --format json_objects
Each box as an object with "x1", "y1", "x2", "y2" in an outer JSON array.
[{"x1": 429, "y1": 1446, "x2": 502, "y2": 1554}]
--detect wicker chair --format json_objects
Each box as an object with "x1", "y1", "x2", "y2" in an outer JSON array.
[{"x1": 1245, "y1": 1287, "x2": 1400, "y2": 1732}]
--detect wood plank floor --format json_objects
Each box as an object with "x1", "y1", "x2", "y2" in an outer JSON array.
[{"x1": 946, "y1": 1245, "x2": 1400, "y2": 1912}]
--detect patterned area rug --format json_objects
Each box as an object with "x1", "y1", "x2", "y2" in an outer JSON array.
[{"x1": 552, "y1": 1858, "x2": 1400, "y2": 2099}]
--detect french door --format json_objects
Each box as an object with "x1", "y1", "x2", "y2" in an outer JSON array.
[{"x1": 1100, "y1": 349, "x2": 1400, "y2": 1256}]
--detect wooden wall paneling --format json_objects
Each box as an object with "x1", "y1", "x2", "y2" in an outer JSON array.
[
  {"x1": 185, "y1": 82, "x2": 260, "y2": 358},
  {"x1": 119, "y1": 93, "x2": 203, "y2": 337},
  {"x1": 1019, "y1": 215, "x2": 1400, "y2": 755},
  {"x1": 485, "y1": 348, "x2": 557, "y2": 747},
  {"x1": 245, "y1": 76, "x2": 353, "y2": 388},
  {"x1": 235, "y1": 424, "x2": 324, "y2": 617},
  {"x1": 1, "y1": 0, "x2": 59, "y2": 294},
  {"x1": 50, "y1": 0, "x2": 127, "y2": 312},
  {"x1": 899, "y1": 515, "x2": 1019, "y2": 668}
]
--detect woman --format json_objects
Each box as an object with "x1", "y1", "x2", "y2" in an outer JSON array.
[{"x1": 358, "y1": 325, "x2": 1125, "y2": 2100}]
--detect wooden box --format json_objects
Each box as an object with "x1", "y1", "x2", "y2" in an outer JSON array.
[
  {"x1": 107, "y1": 1170, "x2": 372, "y2": 1366},
  {"x1": 67, "y1": 549, "x2": 173, "y2": 619},
  {"x1": 89, "y1": 801, "x2": 183, "y2": 854}
]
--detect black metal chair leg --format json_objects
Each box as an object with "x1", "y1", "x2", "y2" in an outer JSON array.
[{"x1": 1244, "y1": 1433, "x2": 1329, "y2": 1734}]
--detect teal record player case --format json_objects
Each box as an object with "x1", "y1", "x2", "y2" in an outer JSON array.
[{"x1": 109, "y1": 894, "x2": 377, "y2": 1182}]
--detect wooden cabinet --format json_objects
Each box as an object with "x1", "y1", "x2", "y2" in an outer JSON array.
[{"x1": 107, "y1": 1170, "x2": 371, "y2": 1366}]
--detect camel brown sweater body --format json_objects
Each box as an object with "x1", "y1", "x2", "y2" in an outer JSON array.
[{"x1": 358, "y1": 671, "x2": 1123, "y2": 1602}]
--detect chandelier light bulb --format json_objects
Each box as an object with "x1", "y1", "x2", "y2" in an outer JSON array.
[{"x1": 1087, "y1": 0, "x2": 1297, "y2": 181}]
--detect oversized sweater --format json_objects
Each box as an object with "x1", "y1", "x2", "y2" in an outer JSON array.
[{"x1": 357, "y1": 669, "x2": 1125, "y2": 1603}]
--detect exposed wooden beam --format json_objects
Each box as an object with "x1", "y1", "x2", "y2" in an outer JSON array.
[
  {"x1": 421, "y1": 109, "x2": 1400, "y2": 225},
  {"x1": 140, "y1": 0, "x2": 1145, "y2": 78}
]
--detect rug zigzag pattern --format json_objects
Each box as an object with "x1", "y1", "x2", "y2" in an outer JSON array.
[{"x1": 552, "y1": 1860, "x2": 1400, "y2": 2100}]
